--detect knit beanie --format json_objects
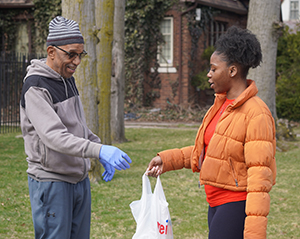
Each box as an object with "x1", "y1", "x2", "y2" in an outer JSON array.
[{"x1": 46, "y1": 16, "x2": 84, "y2": 47}]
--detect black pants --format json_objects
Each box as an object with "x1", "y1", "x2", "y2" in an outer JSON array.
[{"x1": 208, "y1": 200, "x2": 246, "y2": 239}]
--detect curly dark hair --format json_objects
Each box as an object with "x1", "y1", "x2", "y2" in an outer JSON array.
[{"x1": 214, "y1": 26, "x2": 262, "y2": 78}]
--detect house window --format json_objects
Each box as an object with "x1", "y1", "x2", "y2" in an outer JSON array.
[
  {"x1": 209, "y1": 21, "x2": 227, "y2": 46},
  {"x1": 290, "y1": 0, "x2": 299, "y2": 20},
  {"x1": 158, "y1": 17, "x2": 173, "y2": 66}
]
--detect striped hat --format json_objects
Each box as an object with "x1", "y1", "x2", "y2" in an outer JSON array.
[{"x1": 46, "y1": 16, "x2": 84, "y2": 47}]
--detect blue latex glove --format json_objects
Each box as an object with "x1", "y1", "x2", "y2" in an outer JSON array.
[
  {"x1": 99, "y1": 145, "x2": 132, "y2": 171},
  {"x1": 99, "y1": 158, "x2": 115, "y2": 182}
]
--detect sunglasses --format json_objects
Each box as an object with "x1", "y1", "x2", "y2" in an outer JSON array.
[{"x1": 53, "y1": 45, "x2": 87, "y2": 60}]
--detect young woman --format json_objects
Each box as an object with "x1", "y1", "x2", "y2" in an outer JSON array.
[{"x1": 146, "y1": 26, "x2": 276, "y2": 239}]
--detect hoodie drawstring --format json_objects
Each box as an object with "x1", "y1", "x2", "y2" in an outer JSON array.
[
  {"x1": 61, "y1": 77, "x2": 68, "y2": 98},
  {"x1": 67, "y1": 79, "x2": 77, "y2": 97}
]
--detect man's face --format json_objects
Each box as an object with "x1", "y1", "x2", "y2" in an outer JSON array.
[{"x1": 49, "y1": 43, "x2": 85, "y2": 79}]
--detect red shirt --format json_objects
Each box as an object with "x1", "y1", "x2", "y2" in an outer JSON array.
[{"x1": 204, "y1": 98, "x2": 247, "y2": 207}]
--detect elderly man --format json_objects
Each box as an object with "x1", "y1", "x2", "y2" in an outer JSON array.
[{"x1": 20, "y1": 16, "x2": 132, "y2": 238}]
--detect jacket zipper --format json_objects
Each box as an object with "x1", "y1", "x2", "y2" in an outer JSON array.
[
  {"x1": 229, "y1": 158, "x2": 239, "y2": 187},
  {"x1": 74, "y1": 94, "x2": 88, "y2": 182},
  {"x1": 67, "y1": 79, "x2": 88, "y2": 182}
]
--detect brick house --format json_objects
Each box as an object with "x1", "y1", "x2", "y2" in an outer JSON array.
[
  {"x1": 1, "y1": 0, "x2": 249, "y2": 110},
  {"x1": 149, "y1": 0, "x2": 249, "y2": 109},
  {"x1": 281, "y1": 0, "x2": 300, "y2": 30}
]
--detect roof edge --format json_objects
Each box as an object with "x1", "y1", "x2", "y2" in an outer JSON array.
[{"x1": 181, "y1": 0, "x2": 248, "y2": 15}]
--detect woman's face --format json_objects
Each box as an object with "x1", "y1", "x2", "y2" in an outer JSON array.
[{"x1": 207, "y1": 52, "x2": 233, "y2": 94}]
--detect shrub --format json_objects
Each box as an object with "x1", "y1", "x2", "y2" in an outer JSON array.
[{"x1": 276, "y1": 25, "x2": 300, "y2": 121}]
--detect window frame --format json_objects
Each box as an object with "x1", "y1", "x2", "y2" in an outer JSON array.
[
  {"x1": 158, "y1": 17, "x2": 174, "y2": 67},
  {"x1": 209, "y1": 20, "x2": 227, "y2": 47},
  {"x1": 290, "y1": 0, "x2": 299, "y2": 20}
]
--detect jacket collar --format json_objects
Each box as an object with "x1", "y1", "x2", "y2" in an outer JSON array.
[{"x1": 214, "y1": 79, "x2": 258, "y2": 109}]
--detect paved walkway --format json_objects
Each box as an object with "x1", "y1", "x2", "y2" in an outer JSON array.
[
  {"x1": 124, "y1": 121, "x2": 200, "y2": 129},
  {"x1": 125, "y1": 121, "x2": 300, "y2": 137}
]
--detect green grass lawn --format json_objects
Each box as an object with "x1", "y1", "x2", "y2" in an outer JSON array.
[{"x1": 0, "y1": 127, "x2": 299, "y2": 238}]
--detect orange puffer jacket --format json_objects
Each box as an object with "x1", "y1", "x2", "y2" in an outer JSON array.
[{"x1": 158, "y1": 80, "x2": 276, "y2": 239}]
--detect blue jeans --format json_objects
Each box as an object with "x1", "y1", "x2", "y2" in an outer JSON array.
[
  {"x1": 28, "y1": 176, "x2": 91, "y2": 239},
  {"x1": 208, "y1": 200, "x2": 246, "y2": 239}
]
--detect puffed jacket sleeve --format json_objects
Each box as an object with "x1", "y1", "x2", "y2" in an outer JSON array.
[
  {"x1": 157, "y1": 146, "x2": 194, "y2": 173},
  {"x1": 244, "y1": 111, "x2": 276, "y2": 239}
]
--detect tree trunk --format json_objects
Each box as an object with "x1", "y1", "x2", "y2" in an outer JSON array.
[
  {"x1": 247, "y1": 0, "x2": 281, "y2": 119},
  {"x1": 95, "y1": 0, "x2": 114, "y2": 144},
  {"x1": 62, "y1": 0, "x2": 102, "y2": 183},
  {"x1": 111, "y1": 0, "x2": 126, "y2": 143},
  {"x1": 62, "y1": 0, "x2": 99, "y2": 133}
]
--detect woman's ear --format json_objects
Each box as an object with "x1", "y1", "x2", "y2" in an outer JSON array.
[{"x1": 229, "y1": 65, "x2": 238, "y2": 77}]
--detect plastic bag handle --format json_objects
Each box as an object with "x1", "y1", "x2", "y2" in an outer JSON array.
[
  {"x1": 142, "y1": 173, "x2": 153, "y2": 196},
  {"x1": 154, "y1": 175, "x2": 167, "y2": 201}
]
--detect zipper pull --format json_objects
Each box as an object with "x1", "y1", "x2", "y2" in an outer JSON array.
[
  {"x1": 235, "y1": 179, "x2": 238, "y2": 187},
  {"x1": 198, "y1": 181, "x2": 201, "y2": 188}
]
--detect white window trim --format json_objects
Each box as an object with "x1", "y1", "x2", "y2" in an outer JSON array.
[
  {"x1": 158, "y1": 17, "x2": 174, "y2": 68},
  {"x1": 290, "y1": 0, "x2": 299, "y2": 20},
  {"x1": 151, "y1": 67, "x2": 177, "y2": 73}
]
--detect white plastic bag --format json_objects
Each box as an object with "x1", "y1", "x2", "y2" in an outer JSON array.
[{"x1": 130, "y1": 173, "x2": 173, "y2": 239}]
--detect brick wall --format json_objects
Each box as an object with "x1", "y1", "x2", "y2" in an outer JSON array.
[{"x1": 149, "y1": 4, "x2": 248, "y2": 109}]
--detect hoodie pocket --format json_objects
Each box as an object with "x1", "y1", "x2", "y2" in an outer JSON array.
[
  {"x1": 37, "y1": 139, "x2": 46, "y2": 166},
  {"x1": 229, "y1": 158, "x2": 239, "y2": 187}
]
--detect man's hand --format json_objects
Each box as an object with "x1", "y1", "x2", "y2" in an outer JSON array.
[
  {"x1": 99, "y1": 145, "x2": 132, "y2": 182},
  {"x1": 99, "y1": 159, "x2": 115, "y2": 182}
]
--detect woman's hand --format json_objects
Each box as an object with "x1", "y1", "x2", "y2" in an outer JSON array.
[{"x1": 146, "y1": 156, "x2": 163, "y2": 177}]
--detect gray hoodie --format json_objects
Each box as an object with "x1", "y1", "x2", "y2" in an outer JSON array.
[{"x1": 20, "y1": 59, "x2": 102, "y2": 184}]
